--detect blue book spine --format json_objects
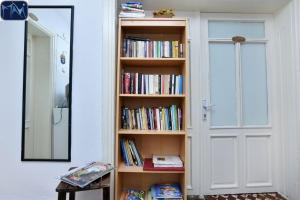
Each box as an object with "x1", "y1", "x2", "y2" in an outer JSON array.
[
  {"x1": 121, "y1": 139, "x2": 129, "y2": 166},
  {"x1": 179, "y1": 75, "x2": 183, "y2": 94}
]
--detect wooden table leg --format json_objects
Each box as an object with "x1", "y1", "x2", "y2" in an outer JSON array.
[
  {"x1": 58, "y1": 192, "x2": 66, "y2": 200},
  {"x1": 69, "y1": 192, "x2": 75, "y2": 200},
  {"x1": 103, "y1": 187, "x2": 110, "y2": 200}
]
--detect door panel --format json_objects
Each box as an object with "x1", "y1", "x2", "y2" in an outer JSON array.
[
  {"x1": 209, "y1": 43, "x2": 237, "y2": 127},
  {"x1": 210, "y1": 136, "x2": 238, "y2": 189},
  {"x1": 241, "y1": 43, "x2": 268, "y2": 126},
  {"x1": 245, "y1": 135, "x2": 272, "y2": 187}
]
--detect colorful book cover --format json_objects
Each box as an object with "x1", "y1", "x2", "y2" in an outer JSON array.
[
  {"x1": 126, "y1": 189, "x2": 146, "y2": 200},
  {"x1": 151, "y1": 184, "x2": 183, "y2": 199}
]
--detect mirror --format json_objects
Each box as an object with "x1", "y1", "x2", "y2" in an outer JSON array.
[{"x1": 22, "y1": 6, "x2": 74, "y2": 161}]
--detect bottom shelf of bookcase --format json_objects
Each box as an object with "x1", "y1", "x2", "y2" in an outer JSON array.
[{"x1": 117, "y1": 173, "x2": 186, "y2": 200}]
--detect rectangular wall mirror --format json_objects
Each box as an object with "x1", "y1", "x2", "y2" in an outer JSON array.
[{"x1": 21, "y1": 6, "x2": 74, "y2": 161}]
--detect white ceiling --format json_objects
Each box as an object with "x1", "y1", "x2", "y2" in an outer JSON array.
[{"x1": 137, "y1": 0, "x2": 290, "y2": 13}]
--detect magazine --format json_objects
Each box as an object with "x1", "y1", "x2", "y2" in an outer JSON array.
[{"x1": 60, "y1": 162, "x2": 113, "y2": 188}]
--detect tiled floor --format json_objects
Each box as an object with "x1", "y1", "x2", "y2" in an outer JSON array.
[{"x1": 204, "y1": 193, "x2": 286, "y2": 200}]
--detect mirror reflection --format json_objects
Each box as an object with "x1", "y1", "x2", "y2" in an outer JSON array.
[{"x1": 22, "y1": 7, "x2": 73, "y2": 161}]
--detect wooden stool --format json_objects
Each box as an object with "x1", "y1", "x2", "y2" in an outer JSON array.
[{"x1": 56, "y1": 171, "x2": 111, "y2": 200}]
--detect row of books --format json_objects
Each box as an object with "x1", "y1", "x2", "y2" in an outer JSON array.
[
  {"x1": 123, "y1": 37, "x2": 184, "y2": 58},
  {"x1": 122, "y1": 72, "x2": 184, "y2": 95},
  {"x1": 121, "y1": 184, "x2": 183, "y2": 200},
  {"x1": 119, "y1": 2, "x2": 145, "y2": 18},
  {"x1": 120, "y1": 138, "x2": 143, "y2": 166},
  {"x1": 121, "y1": 105, "x2": 183, "y2": 131}
]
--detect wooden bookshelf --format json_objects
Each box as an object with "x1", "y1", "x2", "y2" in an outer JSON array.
[{"x1": 115, "y1": 18, "x2": 189, "y2": 200}]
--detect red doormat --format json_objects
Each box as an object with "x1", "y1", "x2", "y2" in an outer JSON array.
[{"x1": 204, "y1": 193, "x2": 286, "y2": 200}]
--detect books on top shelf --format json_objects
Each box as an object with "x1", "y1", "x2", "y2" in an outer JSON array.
[
  {"x1": 121, "y1": 105, "x2": 183, "y2": 131},
  {"x1": 121, "y1": 71, "x2": 184, "y2": 95},
  {"x1": 119, "y1": 2, "x2": 145, "y2": 18},
  {"x1": 123, "y1": 37, "x2": 184, "y2": 58},
  {"x1": 120, "y1": 138, "x2": 143, "y2": 166},
  {"x1": 60, "y1": 162, "x2": 113, "y2": 188},
  {"x1": 149, "y1": 183, "x2": 183, "y2": 199}
]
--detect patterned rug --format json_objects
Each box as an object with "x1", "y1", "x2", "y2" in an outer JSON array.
[{"x1": 204, "y1": 193, "x2": 286, "y2": 200}]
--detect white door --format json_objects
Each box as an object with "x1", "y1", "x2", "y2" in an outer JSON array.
[{"x1": 200, "y1": 15, "x2": 276, "y2": 195}]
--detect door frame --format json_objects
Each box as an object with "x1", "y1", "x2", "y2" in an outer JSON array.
[{"x1": 198, "y1": 13, "x2": 281, "y2": 195}]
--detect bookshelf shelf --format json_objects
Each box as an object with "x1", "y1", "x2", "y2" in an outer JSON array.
[
  {"x1": 119, "y1": 94, "x2": 185, "y2": 98},
  {"x1": 120, "y1": 57, "x2": 186, "y2": 66},
  {"x1": 118, "y1": 162, "x2": 185, "y2": 174},
  {"x1": 116, "y1": 18, "x2": 189, "y2": 200},
  {"x1": 118, "y1": 129, "x2": 186, "y2": 135}
]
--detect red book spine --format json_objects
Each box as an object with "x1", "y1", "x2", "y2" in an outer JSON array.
[{"x1": 124, "y1": 73, "x2": 130, "y2": 94}]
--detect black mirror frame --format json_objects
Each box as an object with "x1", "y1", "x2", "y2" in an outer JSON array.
[{"x1": 21, "y1": 5, "x2": 74, "y2": 162}]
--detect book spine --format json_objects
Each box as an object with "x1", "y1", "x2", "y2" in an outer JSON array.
[
  {"x1": 125, "y1": 140, "x2": 134, "y2": 165},
  {"x1": 179, "y1": 43, "x2": 184, "y2": 58},
  {"x1": 158, "y1": 75, "x2": 161, "y2": 94},
  {"x1": 129, "y1": 140, "x2": 141, "y2": 166},
  {"x1": 121, "y1": 139, "x2": 130, "y2": 166}
]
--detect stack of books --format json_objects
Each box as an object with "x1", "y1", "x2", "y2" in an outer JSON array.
[
  {"x1": 119, "y1": 2, "x2": 145, "y2": 18},
  {"x1": 121, "y1": 72, "x2": 184, "y2": 95},
  {"x1": 153, "y1": 155, "x2": 183, "y2": 168},
  {"x1": 123, "y1": 37, "x2": 184, "y2": 58},
  {"x1": 148, "y1": 183, "x2": 183, "y2": 200},
  {"x1": 120, "y1": 138, "x2": 143, "y2": 166},
  {"x1": 143, "y1": 155, "x2": 184, "y2": 171},
  {"x1": 121, "y1": 105, "x2": 183, "y2": 131}
]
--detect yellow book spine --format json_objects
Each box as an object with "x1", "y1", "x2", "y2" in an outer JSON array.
[
  {"x1": 142, "y1": 107, "x2": 148, "y2": 130},
  {"x1": 172, "y1": 41, "x2": 176, "y2": 58},
  {"x1": 174, "y1": 41, "x2": 179, "y2": 58},
  {"x1": 125, "y1": 140, "x2": 134, "y2": 165}
]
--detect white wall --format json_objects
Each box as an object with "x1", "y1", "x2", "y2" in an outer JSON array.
[
  {"x1": 0, "y1": 0, "x2": 115, "y2": 199},
  {"x1": 274, "y1": 1, "x2": 300, "y2": 200}
]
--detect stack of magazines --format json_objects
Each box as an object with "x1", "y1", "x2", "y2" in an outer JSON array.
[
  {"x1": 119, "y1": 2, "x2": 145, "y2": 18},
  {"x1": 60, "y1": 162, "x2": 113, "y2": 188},
  {"x1": 152, "y1": 155, "x2": 183, "y2": 168}
]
